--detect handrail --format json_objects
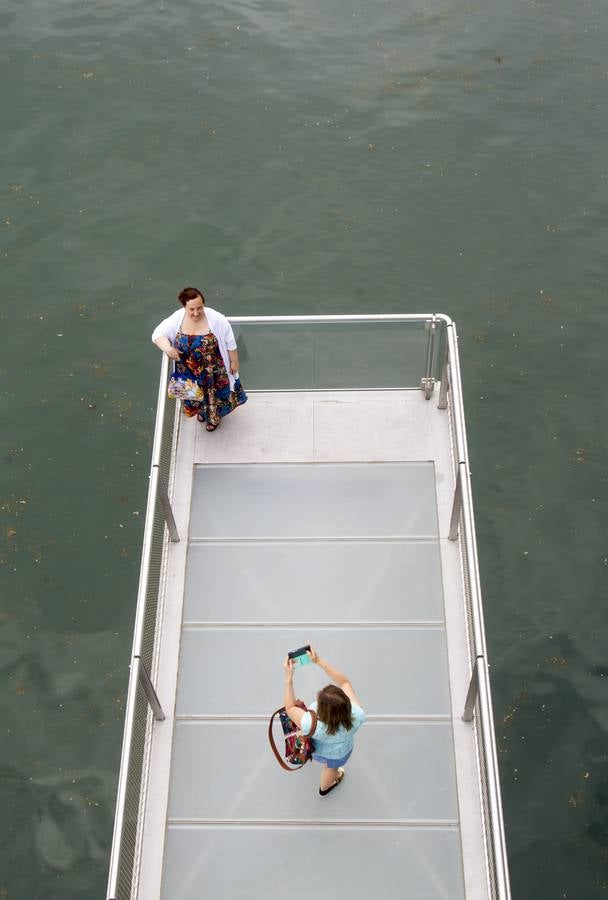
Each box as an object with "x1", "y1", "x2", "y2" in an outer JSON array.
[
  {"x1": 444, "y1": 322, "x2": 511, "y2": 900},
  {"x1": 128, "y1": 352, "x2": 176, "y2": 663},
  {"x1": 229, "y1": 313, "x2": 453, "y2": 324},
  {"x1": 106, "y1": 353, "x2": 175, "y2": 900}
]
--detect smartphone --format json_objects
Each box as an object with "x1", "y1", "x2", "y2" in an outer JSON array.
[{"x1": 288, "y1": 644, "x2": 311, "y2": 667}]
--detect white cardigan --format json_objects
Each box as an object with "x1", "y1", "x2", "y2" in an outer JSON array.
[{"x1": 151, "y1": 306, "x2": 238, "y2": 389}]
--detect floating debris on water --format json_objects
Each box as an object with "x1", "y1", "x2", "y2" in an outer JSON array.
[
  {"x1": 503, "y1": 686, "x2": 529, "y2": 724},
  {"x1": 568, "y1": 791, "x2": 584, "y2": 808},
  {"x1": 545, "y1": 656, "x2": 568, "y2": 669}
]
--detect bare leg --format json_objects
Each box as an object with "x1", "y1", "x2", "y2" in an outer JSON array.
[
  {"x1": 319, "y1": 766, "x2": 345, "y2": 796},
  {"x1": 319, "y1": 764, "x2": 337, "y2": 792}
]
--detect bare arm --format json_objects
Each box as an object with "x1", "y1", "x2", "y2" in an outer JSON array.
[
  {"x1": 228, "y1": 348, "x2": 239, "y2": 374},
  {"x1": 154, "y1": 336, "x2": 180, "y2": 361},
  {"x1": 308, "y1": 647, "x2": 362, "y2": 708},
  {"x1": 283, "y1": 658, "x2": 305, "y2": 728}
]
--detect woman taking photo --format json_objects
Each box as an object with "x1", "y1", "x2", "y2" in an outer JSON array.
[
  {"x1": 152, "y1": 286, "x2": 247, "y2": 431},
  {"x1": 283, "y1": 647, "x2": 365, "y2": 796}
]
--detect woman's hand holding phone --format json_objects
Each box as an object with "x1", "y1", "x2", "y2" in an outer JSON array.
[{"x1": 283, "y1": 657, "x2": 294, "y2": 681}]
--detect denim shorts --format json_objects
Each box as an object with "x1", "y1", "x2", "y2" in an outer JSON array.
[{"x1": 312, "y1": 749, "x2": 353, "y2": 769}]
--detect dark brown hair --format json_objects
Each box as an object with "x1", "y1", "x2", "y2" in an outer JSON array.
[
  {"x1": 178, "y1": 286, "x2": 205, "y2": 306},
  {"x1": 316, "y1": 685, "x2": 353, "y2": 735}
]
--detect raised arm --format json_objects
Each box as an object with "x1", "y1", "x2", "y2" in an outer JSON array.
[
  {"x1": 308, "y1": 647, "x2": 362, "y2": 707},
  {"x1": 283, "y1": 657, "x2": 305, "y2": 728}
]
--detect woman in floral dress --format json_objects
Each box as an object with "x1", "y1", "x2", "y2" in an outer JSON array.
[{"x1": 152, "y1": 286, "x2": 247, "y2": 431}]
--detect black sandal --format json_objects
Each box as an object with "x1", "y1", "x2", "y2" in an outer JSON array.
[
  {"x1": 319, "y1": 768, "x2": 345, "y2": 796},
  {"x1": 206, "y1": 422, "x2": 218, "y2": 432}
]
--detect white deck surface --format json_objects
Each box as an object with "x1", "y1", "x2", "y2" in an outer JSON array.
[{"x1": 136, "y1": 390, "x2": 489, "y2": 900}]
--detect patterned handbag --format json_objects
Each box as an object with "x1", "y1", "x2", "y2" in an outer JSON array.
[
  {"x1": 268, "y1": 699, "x2": 317, "y2": 772},
  {"x1": 167, "y1": 373, "x2": 204, "y2": 402}
]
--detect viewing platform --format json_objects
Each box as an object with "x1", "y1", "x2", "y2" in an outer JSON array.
[{"x1": 106, "y1": 315, "x2": 511, "y2": 900}]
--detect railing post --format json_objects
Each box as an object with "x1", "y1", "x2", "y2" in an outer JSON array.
[
  {"x1": 463, "y1": 657, "x2": 481, "y2": 722},
  {"x1": 155, "y1": 467, "x2": 180, "y2": 542},
  {"x1": 136, "y1": 656, "x2": 165, "y2": 721},
  {"x1": 449, "y1": 465, "x2": 464, "y2": 540},
  {"x1": 421, "y1": 315, "x2": 438, "y2": 399},
  {"x1": 438, "y1": 342, "x2": 449, "y2": 409}
]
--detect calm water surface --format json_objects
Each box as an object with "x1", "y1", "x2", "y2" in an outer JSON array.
[{"x1": 2, "y1": 0, "x2": 608, "y2": 897}]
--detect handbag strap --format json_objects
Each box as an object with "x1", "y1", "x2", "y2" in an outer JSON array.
[
  {"x1": 268, "y1": 708, "x2": 298, "y2": 772},
  {"x1": 268, "y1": 706, "x2": 317, "y2": 772},
  {"x1": 308, "y1": 709, "x2": 318, "y2": 737}
]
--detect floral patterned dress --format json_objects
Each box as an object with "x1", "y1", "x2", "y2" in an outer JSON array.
[{"x1": 174, "y1": 329, "x2": 247, "y2": 425}]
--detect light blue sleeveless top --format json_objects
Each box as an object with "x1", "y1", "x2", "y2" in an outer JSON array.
[{"x1": 300, "y1": 702, "x2": 366, "y2": 760}]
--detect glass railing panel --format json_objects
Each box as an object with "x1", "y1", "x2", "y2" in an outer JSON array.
[{"x1": 231, "y1": 319, "x2": 442, "y2": 391}]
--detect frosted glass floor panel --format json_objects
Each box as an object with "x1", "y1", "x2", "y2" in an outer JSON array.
[
  {"x1": 189, "y1": 463, "x2": 438, "y2": 539},
  {"x1": 175, "y1": 627, "x2": 450, "y2": 717},
  {"x1": 162, "y1": 826, "x2": 465, "y2": 900},
  {"x1": 184, "y1": 541, "x2": 444, "y2": 623},
  {"x1": 168, "y1": 721, "x2": 458, "y2": 822}
]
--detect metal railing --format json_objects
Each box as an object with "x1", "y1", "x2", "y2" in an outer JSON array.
[
  {"x1": 105, "y1": 313, "x2": 509, "y2": 900},
  {"x1": 441, "y1": 320, "x2": 512, "y2": 900},
  {"x1": 106, "y1": 353, "x2": 179, "y2": 900}
]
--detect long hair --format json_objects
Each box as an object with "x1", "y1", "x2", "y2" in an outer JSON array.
[{"x1": 316, "y1": 685, "x2": 353, "y2": 735}]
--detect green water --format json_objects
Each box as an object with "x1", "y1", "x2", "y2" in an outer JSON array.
[{"x1": 2, "y1": 0, "x2": 608, "y2": 897}]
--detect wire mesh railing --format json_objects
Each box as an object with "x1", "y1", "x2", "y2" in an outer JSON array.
[{"x1": 106, "y1": 354, "x2": 179, "y2": 900}]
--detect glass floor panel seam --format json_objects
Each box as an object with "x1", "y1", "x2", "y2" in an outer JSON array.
[{"x1": 158, "y1": 457, "x2": 466, "y2": 900}]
